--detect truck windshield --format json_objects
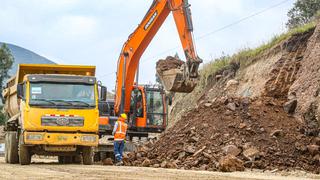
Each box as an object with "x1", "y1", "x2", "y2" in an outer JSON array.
[
  {"x1": 146, "y1": 90, "x2": 164, "y2": 126},
  {"x1": 29, "y1": 83, "x2": 95, "y2": 108}
]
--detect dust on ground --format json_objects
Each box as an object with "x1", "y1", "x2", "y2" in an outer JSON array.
[{"x1": 0, "y1": 157, "x2": 319, "y2": 180}]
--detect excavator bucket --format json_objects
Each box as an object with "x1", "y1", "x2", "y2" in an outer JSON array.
[{"x1": 156, "y1": 65, "x2": 197, "y2": 93}]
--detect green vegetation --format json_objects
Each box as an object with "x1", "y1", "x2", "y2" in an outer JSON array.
[
  {"x1": 287, "y1": 0, "x2": 320, "y2": 29},
  {"x1": 0, "y1": 106, "x2": 5, "y2": 125},
  {"x1": 0, "y1": 43, "x2": 14, "y2": 125},
  {"x1": 199, "y1": 22, "x2": 317, "y2": 89}
]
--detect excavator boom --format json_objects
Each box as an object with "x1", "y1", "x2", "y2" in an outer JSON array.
[{"x1": 115, "y1": 0, "x2": 202, "y2": 114}]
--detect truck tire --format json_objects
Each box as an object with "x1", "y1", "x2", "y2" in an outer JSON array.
[
  {"x1": 6, "y1": 132, "x2": 19, "y2": 164},
  {"x1": 82, "y1": 147, "x2": 93, "y2": 165},
  {"x1": 4, "y1": 133, "x2": 9, "y2": 163},
  {"x1": 72, "y1": 155, "x2": 82, "y2": 164},
  {"x1": 58, "y1": 156, "x2": 64, "y2": 164},
  {"x1": 58, "y1": 156, "x2": 73, "y2": 164},
  {"x1": 19, "y1": 134, "x2": 31, "y2": 165}
]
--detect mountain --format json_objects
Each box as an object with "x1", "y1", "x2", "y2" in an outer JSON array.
[{"x1": 0, "y1": 42, "x2": 55, "y2": 76}]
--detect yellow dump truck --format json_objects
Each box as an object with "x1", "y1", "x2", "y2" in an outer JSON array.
[{"x1": 2, "y1": 64, "x2": 104, "y2": 165}]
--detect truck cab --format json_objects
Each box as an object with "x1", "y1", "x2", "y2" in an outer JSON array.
[{"x1": 3, "y1": 64, "x2": 99, "y2": 165}]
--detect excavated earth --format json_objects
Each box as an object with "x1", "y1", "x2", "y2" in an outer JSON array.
[
  {"x1": 127, "y1": 23, "x2": 320, "y2": 174},
  {"x1": 126, "y1": 97, "x2": 320, "y2": 173},
  {"x1": 156, "y1": 56, "x2": 184, "y2": 72}
]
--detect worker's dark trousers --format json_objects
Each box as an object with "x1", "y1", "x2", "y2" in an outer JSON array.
[{"x1": 114, "y1": 140, "x2": 125, "y2": 162}]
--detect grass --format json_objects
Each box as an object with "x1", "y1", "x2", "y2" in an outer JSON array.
[{"x1": 198, "y1": 21, "x2": 317, "y2": 89}]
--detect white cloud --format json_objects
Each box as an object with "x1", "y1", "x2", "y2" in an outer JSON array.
[
  {"x1": 0, "y1": 0, "x2": 295, "y2": 90},
  {"x1": 51, "y1": 16, "x2": 98, "y2": 38}
]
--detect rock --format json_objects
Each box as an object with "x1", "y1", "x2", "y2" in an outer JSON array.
[
  {"x1": 295, "y1": 142, "x2": 307, "y2": 152},
  {"x1": 270, "y1": 129, "x2": 283, "y2": 138},
  {"x1": 314, "y1": 137, "x2": 320, "y2": 146},
  {"x1": 203, "y1": 152, "x2": 212, "y2": 159},
  {"x1": 226, "y1": 102, "x2": 236, "y2": 111},
  {"x1": 218, "y1": 155, "x2": 245, "y2": 172},
  {"x1": 243, "y1": 147, "x2": 260, "y2": 161},
  {"x1": 153, "y1": 164, "x2": 160, "y2": 168},
  {"x1": 225, "y1": 110, "x2": 233, "y2": 116},
  {"x1": 199, "y1": 164, "x2": 208, "y2": 170},
  {"x1": 307, "y1": 144, "x2": 320, "y2": 155},
  {"x1": 136, "y1": 153, "x2": 142, "y2": 159},
  {"x1": 160, "y1": 161, "x2": 167, "y2": 168},
  {"x1": 142, "y1": 158, "x2": 151, "y2": 167},
  {"x1": 216, "y1": 74, "x2": 222, "y2": 80},
  {"x1": 190, "y1": 136, "x2": 199, "y2": 142},
  {"x1": 222, "y1": 145, "x2": 241, "y2": 156},
  {"x1": 166, "y1": 162, "x2": 178, "y2": 169},
  {"x1": 239, "y1": 123, "x2": 247, "y2": 129},
  {"x1": 203, "y1": 123, "x2": 209, "y2": 128},
  {"x1": 178, "y1": 151, "x2": 186, "y2": 159},
  {"x1": 312, "y1": 154, "x2": 320, "y2": 164},
  {"x1": 185, "y1": 145, "x2": 196, "y2": 154},
  {"x1": 204, "y1": 103, "x2": 212, "y2": 107},
  {"x1": 284, "y1": 99, "x2": 298, "y2": 114},
  {"x1": 225, "y1": 79, "x2": 239, "y2": 89},
  {"x1": 102, "y1": 158, "x2": 113, "y2": 166}
]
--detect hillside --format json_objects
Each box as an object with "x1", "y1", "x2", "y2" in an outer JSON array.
[
  {"x1": 0, "y1": 42, "x2": 55, "y2": 76},
  {"x1": 128, "y1": 22, "x2": 320, "y2": 173}
]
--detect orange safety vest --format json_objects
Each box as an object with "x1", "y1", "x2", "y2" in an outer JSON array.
[{"x1": 114, "y1": 118, "x2": 128, "y2": 141}]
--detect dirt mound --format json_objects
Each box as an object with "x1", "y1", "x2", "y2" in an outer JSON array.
[
  {"x1": 156, "y1": 56, "x2": 184, "y2": 72},
  {"x1": 127, "y1": 97, "x2": 320, "y2": 173},
  {"x1": 289, "y1": 24, "x2": 320, "y2": 135}
]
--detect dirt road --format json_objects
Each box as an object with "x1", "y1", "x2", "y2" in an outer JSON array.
[{"x1": 0, "y1": 157, "x2": 318, "y2": 180}]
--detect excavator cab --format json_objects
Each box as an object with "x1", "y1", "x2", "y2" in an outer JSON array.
[{"x1": 129, "y1": 85, "x2": 167, "y2": 135}]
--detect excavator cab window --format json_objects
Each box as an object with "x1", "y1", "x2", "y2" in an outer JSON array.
[
  {"x1": 145, "y1": 89, "x2": 165, "y2": 127},
  {"x1": 130, "y1": 89, "x2": 144, "y2": 118}
]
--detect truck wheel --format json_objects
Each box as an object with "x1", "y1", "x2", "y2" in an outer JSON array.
[
  {"x1": 6, "y1": 132, "x2": 19, "y2": 164},
  {"x1": 19, "y1": 135, "x2": 31, "y2": 165},
  {"x1": 58, "y1": 156, "x2": 72, "y2": 164},
  {"x1": 4, "y1": 133, "x2": 9, "y2": 163},
  {"x1": 72, "y1": 155, "x2": 82, "y2": 164},
  {"x1": 82, "y1": 147, "x2": 93, "y2": 165},
  {"x1": 58, "y1": 156, "x2": 64, "y2": 164}
]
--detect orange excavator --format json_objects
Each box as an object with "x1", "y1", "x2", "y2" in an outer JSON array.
[
  {"x1": 115, "y1": 0, "x2": 202, "y2": 116},
  {"x1": 96, "y1": 0, "x2": 202, "y2": 160},
  {"x1": 98, "y1": 0, "x2": 202, "y2": 139}
]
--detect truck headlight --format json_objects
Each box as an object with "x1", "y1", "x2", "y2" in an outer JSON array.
[
  {"x1": 81, "y1": 135, "x2": 97, "y2": 142},
  {"x1": 26, "y1": 134, "x2": 43, "y2": 141}
]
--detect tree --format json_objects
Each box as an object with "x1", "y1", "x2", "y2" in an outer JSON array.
[
  {"x1": 286, "y1": 0, "x2": 320, "y2": 29},
  {"x1": 0, "y1": 43, "x2": 14, "y2": 99}
]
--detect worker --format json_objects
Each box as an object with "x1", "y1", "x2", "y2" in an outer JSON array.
[{"x1": 112, "y1": 113, "x2": 128, "y2": 165}]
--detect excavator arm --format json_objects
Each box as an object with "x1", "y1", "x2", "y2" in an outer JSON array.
[{"x1": 115, "y1": 0, "x2": 202, "y2": 114}]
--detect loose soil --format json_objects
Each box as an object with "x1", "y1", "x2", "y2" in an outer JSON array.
[
  {"x1": 128, "y1": 23, "x2": 320, "y2": 174},
  {"x1": 0, "y1": 157, "x2": 319, "y2": 180},
  {"x1": 156, "y1": 56, "x2": 184, "y2": 72},
  {"x1": 127, "y1": 97, "x2": 320, "y2": 174}
]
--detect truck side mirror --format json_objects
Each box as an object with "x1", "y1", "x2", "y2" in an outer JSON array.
[
  {"x1": 17, "y1": 83, "x2": 24, "y2": 99},
  {"x1": 100, "y1": 86, "x2": 107, "y2": 101}
]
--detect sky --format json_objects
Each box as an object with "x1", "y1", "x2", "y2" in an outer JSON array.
[{"x1": 0, "y1": 0, "x2": 295, "y2": 90}]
